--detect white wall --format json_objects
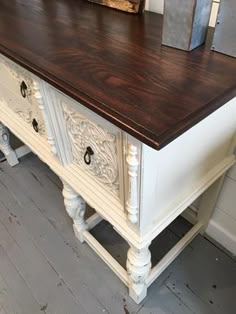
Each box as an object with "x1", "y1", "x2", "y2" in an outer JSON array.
[
  {"x1": 146, "y1": 1, "x2": 236, "y2": 256},
  {"x1": 146, "y1": 0, "x2": 164, "y2": 15}
]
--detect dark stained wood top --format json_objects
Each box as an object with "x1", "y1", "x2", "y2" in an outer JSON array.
[{"x1": 0, "y1": 0, "x2": 236, "y2": 150}]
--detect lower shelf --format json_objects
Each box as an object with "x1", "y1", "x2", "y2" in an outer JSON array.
[{"x1": 76, "y1": 213, "x2": 203, "y2": 304}]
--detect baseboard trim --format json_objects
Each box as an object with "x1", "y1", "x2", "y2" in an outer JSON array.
[
  {"x1": 182, "y1": 206, "x2": 236, "y2": 258},
  {"x1": 206, "y1": 219, "x2": 236, "y2": 258}
]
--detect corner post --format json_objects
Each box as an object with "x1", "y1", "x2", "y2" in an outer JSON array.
[
  {"x1": 0, "y1": 122, "x2": 18, "y2": 166},
  {"x1": 126, "y1": 243, "x2": 151, "y2": 304},
  {"x1": 197, "y1": 175, "x2": 225, "y2": 234}
]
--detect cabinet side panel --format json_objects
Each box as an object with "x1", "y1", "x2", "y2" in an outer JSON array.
[{"x1": 140, "y1": 98, "x2": 236, "y2": 234}]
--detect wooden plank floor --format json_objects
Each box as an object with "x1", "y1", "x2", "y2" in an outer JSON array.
[{"x1": 0, "y1": 153, "x2": 235, "y2": 314}]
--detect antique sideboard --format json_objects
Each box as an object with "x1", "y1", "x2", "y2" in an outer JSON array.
[{"x1": 0, "y1": 0, "x2": 235, "y2": 304}]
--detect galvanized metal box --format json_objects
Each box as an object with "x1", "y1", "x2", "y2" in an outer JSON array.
[
  {"x1": 162, "y1": 0, "x2": 212, "y2": 51},
  {"x1": 212, "y1": 0, "x2": 236, "y2": 58}
]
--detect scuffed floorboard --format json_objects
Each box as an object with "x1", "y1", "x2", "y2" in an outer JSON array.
[{"x1": 0, "y1": 153, "x2": 235, "y2": 314}]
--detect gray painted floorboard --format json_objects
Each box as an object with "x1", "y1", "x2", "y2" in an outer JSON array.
[{"x1": 0, "y1": 153, "x2": 235, "y2": 314}]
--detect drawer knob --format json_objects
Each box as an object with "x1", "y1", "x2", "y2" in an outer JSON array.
[
  {"x1": 20, "y1": 81, "x2": 28, "y2": 98},
  {"x1": 84, "y1": 146, "x2": 94, "y2": 165},
  {"x1": 32, "y1": 118, "x2": 39, "y2": 133}
]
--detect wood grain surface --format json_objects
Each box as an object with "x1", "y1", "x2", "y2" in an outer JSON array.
[{"x1": 0, "y1": 0, "x2": 235, "y2": 150}]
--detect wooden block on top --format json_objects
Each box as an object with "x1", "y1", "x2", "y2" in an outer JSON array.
[{"x1": 88, "y1": 0, "x2": 146, "y2": 13}]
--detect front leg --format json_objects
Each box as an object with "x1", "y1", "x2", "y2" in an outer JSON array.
[
  {"x1": 62, "y1": 181, "x2": 88, "y2": 242},
  {"x1": 126, "y1": 243, "x2": 151, "y2": 304},
  {"x1": 0, "y1": 122, "x2": 18, "y2": 166}
]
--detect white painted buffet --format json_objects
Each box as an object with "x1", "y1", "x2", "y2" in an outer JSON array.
[{"x1": 0, "y1": 52, "x2": 235, "y2": 303}]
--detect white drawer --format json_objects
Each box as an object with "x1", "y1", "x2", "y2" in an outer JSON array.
[
  {"x1": 0, "y1": 56, "x2": 60, "y2": 158},
  {"x1": 64, "y1": 99, "x2": 124, "y2": 200},
  {"x1": 47, "y1": 88, "x2": 126, "y2": 209},
  {"x1": 0, "y1": 82, "x2": 47, "y2": 137},
  {"x1": 0, "y1": 55, "x2": 47, "y2": 138},
  {"x1": 0, "y1": 82, "x2": 50, "y2": 149}
]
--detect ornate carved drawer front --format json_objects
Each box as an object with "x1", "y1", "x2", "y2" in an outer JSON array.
[
  {"x1": 58, "y1": 95, "x2": 124, "y2": 203},
  {"x1": 0, "y1": 55, "x2": 47, "y2": 139}
]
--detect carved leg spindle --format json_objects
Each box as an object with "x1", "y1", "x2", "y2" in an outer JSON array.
[
  {"x1": 126, "y1": 144, "x2": 139, "y2": 224},
  {"x1": 62, "y1": 181, "x2": 88, "y2": 242},
  {"x1": 0, "y1": 122, "x2": 18, "y2": 166},
  {"x1": 126, "y1": 244, "x2": 151, "y2": 304},
  {"x1": 33, "y1": 80, "x2": 57, "y2": 156}
]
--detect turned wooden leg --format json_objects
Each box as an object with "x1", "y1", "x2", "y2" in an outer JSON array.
[
  {"x1": 0, "y1": 122, "x2": 18, "y2": 166},
  {"x1": 62, "y1": 181, "x2": 88, "y2": 242},
  {"x1": 126, "y1": 244, "x2": 151, "y2": 304}
]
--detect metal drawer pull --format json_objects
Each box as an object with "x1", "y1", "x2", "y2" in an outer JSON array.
[
  {"x1": 20, "y1": 81, "x2": 28, "y2": 98},
  {"x1": 84, "y1": 146, "x2": 94, "y2": 165},
  {"x1": 32, "y1": 118, "x2": 39, "y2": 133}
]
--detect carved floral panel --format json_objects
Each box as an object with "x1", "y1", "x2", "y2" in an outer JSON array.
[{"x1": 62, "y1": 103, "x2": 120, "y2": 196}]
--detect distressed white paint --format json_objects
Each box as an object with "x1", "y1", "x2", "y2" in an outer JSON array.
[
  {"x1": 62, "y1": 180, "x2": 88, "y2": 242},
  {"x1": 0, "y1": 48, "x2": 235, "y2": 304},
  {"x1": 33, "y1": 79, "x2": 57, "y2": 156},
  {"x1": 126, "y1": 144, "x2": 139, "y2": 224},
  {"x1": 127, "y1": 244, "x2": 151, "y2": 304}
]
